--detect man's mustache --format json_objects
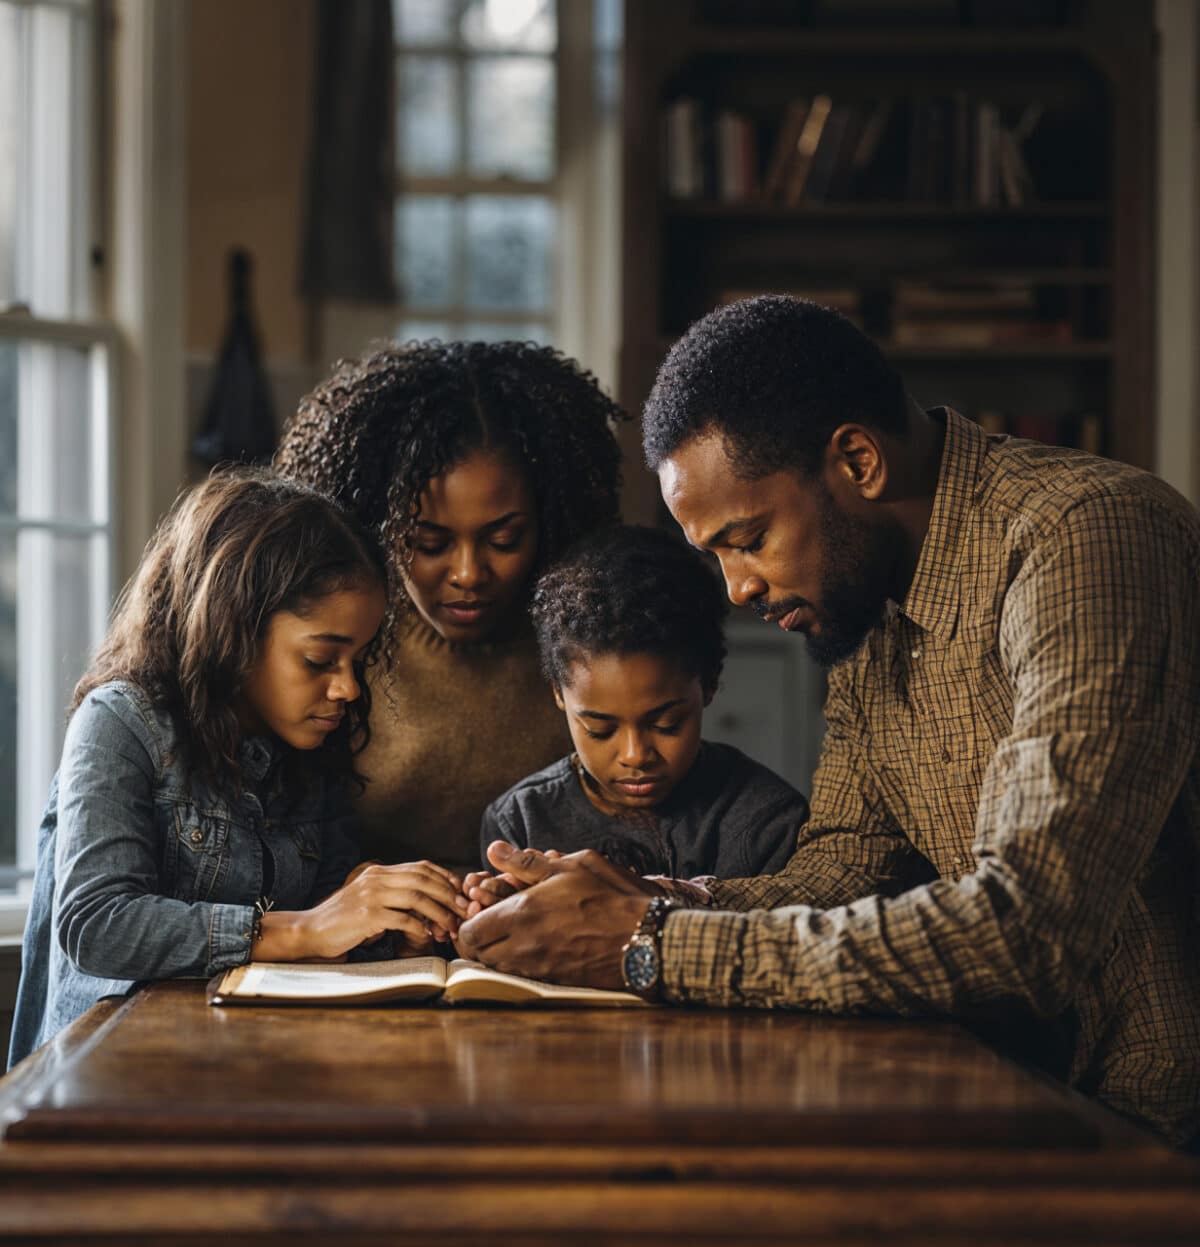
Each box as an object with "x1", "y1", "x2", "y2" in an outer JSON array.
[{"x1": 751, "y1": 596, "x2": 810, "y2": 623}]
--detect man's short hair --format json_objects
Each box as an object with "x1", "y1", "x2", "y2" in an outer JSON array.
[{"x1": 642, "y1": 295, "x2": 908, "y2": 478}]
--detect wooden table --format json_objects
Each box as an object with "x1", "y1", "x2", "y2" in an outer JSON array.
[{"x1": 0, "y1": 981, "x2": 1196, "y2": 1243}]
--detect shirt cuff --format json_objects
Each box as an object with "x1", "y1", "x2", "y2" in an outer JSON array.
[
  {"x1": 660, "y1": 907, "x2": 752, "y2": 1005},
  {"x1": 207, "y1": 902, "x2": 258, "y2": 974}
]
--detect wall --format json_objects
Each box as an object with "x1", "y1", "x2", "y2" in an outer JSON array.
[
  {"x1": 1157, "y1": 0, "x2": 1200, "y2": 506},
  {"x1": 186, "y1": 0, "x2": 315, "y2": 370}
]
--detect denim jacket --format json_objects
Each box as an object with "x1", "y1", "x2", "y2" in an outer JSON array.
[{"x1": 9, "y1": 680, "x2": 360, "y2": 1067}]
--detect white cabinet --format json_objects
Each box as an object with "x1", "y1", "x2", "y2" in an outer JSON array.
[{"x1": 704, "y1": 620, "x2": 826, "y2": 797}]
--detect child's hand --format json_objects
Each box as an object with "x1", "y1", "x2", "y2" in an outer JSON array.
[
  {"x1": 463, "y1": 846, "x2": 563, "y2": 918},
  {"x1": 462, "y1": 870, "x2": 519, "y2": 917},
  {"x1": 288, "y1": 861, "x2": 469, "y2": 959}
]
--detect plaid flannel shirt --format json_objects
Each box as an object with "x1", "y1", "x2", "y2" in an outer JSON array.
[{"x1": 661, "y1": 408, "x2": 1200, "y2": 1144}]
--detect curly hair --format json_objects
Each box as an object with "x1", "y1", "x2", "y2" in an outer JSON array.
[
  {"x1": 73, "y1": 468, "x2": 387, "y2": 799},
  {"x1": 532, "y1": 524, "x2": 728, "y2": 697},
  {"x1": 274, "y1": 340, "x2": 628, "y2": 659},
  {"x1": 643, "y1": 295, "x2": 908, "y2": 478}
]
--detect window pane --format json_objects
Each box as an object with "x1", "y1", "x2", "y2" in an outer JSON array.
[
  {"x1": 395, "y1": 195, "x2": 458, "y2": 307},
  {"x1": 460, "y1": 0, "x2": 555, "y2": 51},
  {"x1": 396, "y1": 55, "x2": 459, "y2": 175},
  {"x1": 0, "y1": 341, "x2": 14, "y2": 514},
  {"x1": 1, "y1": 527, "x2": 107, "y2": 887},
  {"x1": 0, "y1": 339, "x2": 104, "y2": 525},
  {"x1": 0, "y1": 532, "x2": 14, "y2": 873},
  {"x1": 392, "y1": 0, "x2": 454, "y2": 45},
  {"x1": 465, "y1": 195, "x2": 553, "y2": 311},
  {"x1": 466, "y1": 56, "x2": 554, "y2": 180},
  {"x1": 395, "y1": 319, "x2": 454, "y2": 342},
  {"x1": 462, "y1": 321, "x2": 549, "y2": 343},
  {"x1": 0, "y1": 0, "x2": 92, "y2": 319}
]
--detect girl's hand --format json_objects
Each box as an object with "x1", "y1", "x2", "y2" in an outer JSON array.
[{"x1": 259, "y1": 862, "x2": 469, "y2": 961}]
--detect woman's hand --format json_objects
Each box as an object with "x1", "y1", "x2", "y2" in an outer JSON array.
[{"x1": 255, "y1": 861, "x2": 469, "y2": 961}]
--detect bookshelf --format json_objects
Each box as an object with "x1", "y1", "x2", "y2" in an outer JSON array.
[{"x1": 619, "y1": 0, "x2": 1156, "y2": 517}]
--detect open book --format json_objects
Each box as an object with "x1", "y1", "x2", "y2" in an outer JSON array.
[{"x1": 207, "y1": 956, "x2": 645, "y2": 1008}]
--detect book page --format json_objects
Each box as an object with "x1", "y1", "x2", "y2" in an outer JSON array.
[
  {"x1": 220, "y1": 957, "x2": 447, "y2": 1002},
  {"x1": 443, "y1": 959, "x2": 645, "y2": 1006}
]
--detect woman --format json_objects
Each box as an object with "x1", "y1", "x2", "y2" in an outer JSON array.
[{"x1": 274, "y1": 339, "x2": 626, "y2": 877}]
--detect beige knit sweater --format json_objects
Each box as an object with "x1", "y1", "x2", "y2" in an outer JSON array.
[{"x1": 353, "y1": 616, "x2": 570, "y2": 877}]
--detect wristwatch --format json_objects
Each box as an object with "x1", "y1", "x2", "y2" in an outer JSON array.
[{"x1": 620, "y1": 896, "x2": 677, "y2": 1001}]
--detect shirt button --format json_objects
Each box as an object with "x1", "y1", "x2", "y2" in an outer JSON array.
[
  {"x1": 190, "y1": 830, "x2": 203, "y2": 844},
  {"x1": 911, "y1": 648, "x2": 922, "y2": 659},
  {"x1": 941, "y1": 748, "x2": 951, "y2": 763}
]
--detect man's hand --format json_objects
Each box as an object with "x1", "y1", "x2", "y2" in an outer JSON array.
[{"x1": 454, "y1": 843, "x2": 663, "y2": 989}]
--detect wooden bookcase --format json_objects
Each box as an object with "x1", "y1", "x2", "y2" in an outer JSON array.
[{"x1": 618, "y1": 0, "x2": 1156, "y2": 519}]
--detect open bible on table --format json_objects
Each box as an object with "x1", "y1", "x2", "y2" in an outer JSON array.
[{"x1": 207, "y1": 956, "x2": 647, "y2": 1007}]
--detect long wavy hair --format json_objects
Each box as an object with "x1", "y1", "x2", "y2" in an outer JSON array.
[
  {"x1": 72, "y1": 468, "x2": 387, "y2": 797},
  {"x1": 273, "y1": 339, "x2": 627, "y2": 664}
]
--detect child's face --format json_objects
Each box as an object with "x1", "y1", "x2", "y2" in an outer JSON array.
[
  {"x1": 237, "y1": 584, "x2": 386, "y2": 749},
  {"x1": 554, "y1": 652, "x2": 707, "y2": 814},
  {"x1": 403, "y1": 448, "x2": 538, "y2": 644}
]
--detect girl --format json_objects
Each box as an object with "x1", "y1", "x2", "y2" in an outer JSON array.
[
  {"x1": 274, "y1": 340, "x2": 627, "y2": 877},
  {"x1": 9, "y1": 470, "x2": 467, "y2": 1067}
]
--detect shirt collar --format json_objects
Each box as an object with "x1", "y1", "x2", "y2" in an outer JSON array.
[
  {"x1": 898, "y1": 407, "x2": 985, "y2": 641},
  {"x1": 238, "y1": 733, "x2": 279, "y2": 783}
]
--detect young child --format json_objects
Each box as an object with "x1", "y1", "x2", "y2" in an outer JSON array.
[
  {"x1": 9, "y1": 469, "x2": 467, "y2": 1067},
  {"x1": 476, "y1": 524, "x2": 809, "y2": 882}
]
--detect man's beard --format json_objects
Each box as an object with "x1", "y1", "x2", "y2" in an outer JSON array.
[
  {"x1": 754, "y1": 487, "x2": 895, "y2": 669},
  {"x1": 805, "y1": 487, "x2": 895, "y2": 668}
]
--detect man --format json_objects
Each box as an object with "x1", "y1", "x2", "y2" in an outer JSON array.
[{"x1": 457, "y1": 295, "x2": 1200, "y2": 1146}]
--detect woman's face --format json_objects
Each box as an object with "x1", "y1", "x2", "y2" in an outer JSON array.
[{"x1": 404, "y1": 447, "x2": 538, "y2": 643}]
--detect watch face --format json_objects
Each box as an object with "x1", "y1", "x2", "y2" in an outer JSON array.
[{"x1": 622, "y1": 936, "x2": 658, "y2": 994}]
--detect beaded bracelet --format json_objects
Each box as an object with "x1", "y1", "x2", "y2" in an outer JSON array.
[{"x1": 248, "y1": 895, "x2": 275, "y2": 945}]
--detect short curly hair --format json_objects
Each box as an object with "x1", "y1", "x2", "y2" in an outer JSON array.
[
  {"x1": 274, "y1": 340, "x2": 628, "y2": 660},
  {"x1": 643, "y1": 295, "x2": 908, "y2": 478},
  {"x1": 532, "y1": 524, "x2": 728, "y2": 696}
]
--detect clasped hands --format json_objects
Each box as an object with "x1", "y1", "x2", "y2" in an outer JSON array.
[{"x1": 315, "y1": 845, "x2": 659, "y2": 989}]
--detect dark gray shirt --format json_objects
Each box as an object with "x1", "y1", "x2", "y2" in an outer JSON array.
[{"x1": 480, "y1": 741, "x2": 808, "y2": 879}]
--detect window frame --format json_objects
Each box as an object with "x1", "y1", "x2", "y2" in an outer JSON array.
[
  {"x1": 321, "y1": 0, "x2": 563, "y2": 358},
  {"x1": 0, "y1": 0, "x2": 113, "y2": 938}
]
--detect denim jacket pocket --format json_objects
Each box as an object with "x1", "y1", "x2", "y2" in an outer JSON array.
[
  {"x1": 287, "y1": 822, "x2": 323, "y2": 899},
  {"x1": 164, "y1": 801, "x2": 232, "y2": 901}
]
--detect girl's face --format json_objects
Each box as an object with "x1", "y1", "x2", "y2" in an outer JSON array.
[
  {"x1": 404, "y1": 447, "x2": 538, "y2": 643},
  {"x1": 237, "y1": 583, "x2": 386, "y2": 749},
  {"x1": 554, "y1": 652, "x2": 708, "y2": 814}
]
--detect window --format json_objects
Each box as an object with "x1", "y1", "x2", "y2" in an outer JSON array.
[
  {"x1": 0, "y1": 0, "x2": 112, "y2": 928},
  {"x1": 391, "y1": 0, "x2": 557, "y2": 345}
]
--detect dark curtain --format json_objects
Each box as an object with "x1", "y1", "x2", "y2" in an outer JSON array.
[
  {"x1": 300, "y1": 0, "x2": 395, "y2": 301},
  {"x1": 191, "y1": 249, "x2": 277, "y2": 465}
]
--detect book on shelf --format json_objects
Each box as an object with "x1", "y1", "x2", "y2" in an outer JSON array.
[
  {"x1": 972, "y1": 409, "x2": 1103, "y2": 453},
  {"x1": 890, "y1": 317, "x2": 1074, "y2": 346},
  {"x1": 208, "y1": 957, "x2": 646, "y2": 1008},
  {"x1": 784, "y1": 94, "x2": 833, "y2": 204},
  {"x1": 665, "y1": 97, "x2": 701, "y2": 199},
  {"x1": 892, "y1": 279, "x2": 1038, "y2": 314},
  {"x1": 803, "y1": 103, "x2": 854, "y2": 203},
  {"x1": 716, "y1": 108, "x2": 759, "y2": 200},
  {"x1": 763, "y1": 99, "x2": 809, "y2": 200}
]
